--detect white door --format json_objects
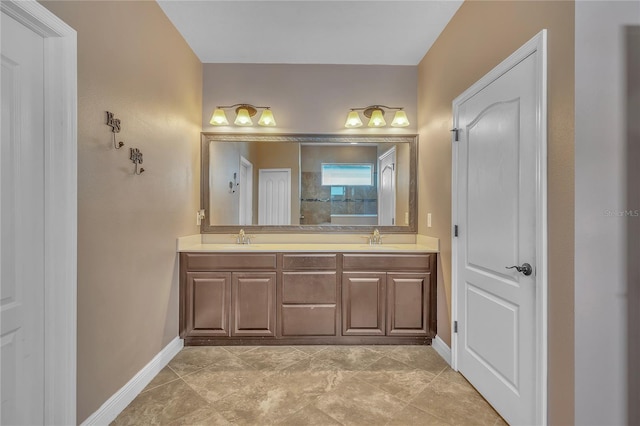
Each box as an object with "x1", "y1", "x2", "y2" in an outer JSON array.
[
  {"x1": 453, "y1": 33, "x2": 546, "y2": 425},
  {"x1": 378, "y1": 147, "x2": 396, "y2": 226},
  {"x1": 238, "y1": 156, "x2": 253, "y2": 225},
  {"x1": 258, "y1": 169, "x2": 291, "y2": 225},
  {"x1": 1, "y1": 12, "x2": 46, "y2": 425}
]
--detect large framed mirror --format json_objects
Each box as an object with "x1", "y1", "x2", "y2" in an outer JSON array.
[{"x1": 201, "y1": 133, "x2": 417, "y2": 233}]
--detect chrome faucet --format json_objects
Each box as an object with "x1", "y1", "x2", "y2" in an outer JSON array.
[
  {"x1": 235, "y1": 229, "x2": 252, "y2": 245},
  {"x1": 370, "y1": 228, "x2": 382, "y2": 245}
]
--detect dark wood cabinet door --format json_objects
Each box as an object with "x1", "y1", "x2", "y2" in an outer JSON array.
[
  {"x1": 184, "y1": 272, "x2": 231, "y2": 337},
  {"x1": 386, "y1": 273, "x2": 430, "y2": 336},
  {"x1": 231, "y1": 272, "x2": 276, "y2": 337},
  {"x1": 342, "y1": 272, "x2": 386, "y2": 336}
]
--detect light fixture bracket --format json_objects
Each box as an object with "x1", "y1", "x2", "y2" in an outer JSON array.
[
  {"x1": 363, "y1": 106, "x2": 384, "y2": 119},
  {"x1": 235, "y1": 104, "x2": 257, "y2": 117}
]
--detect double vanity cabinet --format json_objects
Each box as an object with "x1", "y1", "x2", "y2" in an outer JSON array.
[{"x1": 179, "y1": 248, "x2": 437, "y2": 346}]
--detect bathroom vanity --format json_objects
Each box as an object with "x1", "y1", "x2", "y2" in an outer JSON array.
[
  {"x1": 179, "y1": 245, "x2": 437, "y2": 346},
  {"x1": 186, "y1": 132, "x2": 435, "y2": 346}
]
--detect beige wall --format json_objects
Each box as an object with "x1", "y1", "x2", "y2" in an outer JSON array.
[
  {"x1": 41, "y1": 1, "x2": 202, "y2": 422},
  {"x1": 202, "y1": 63, "x2": 417, "y2": 134},
  {"x1": 417, "y1": 1, "x2": 574, "y2": 424}
]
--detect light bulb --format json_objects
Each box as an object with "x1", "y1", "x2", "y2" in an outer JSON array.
[
  {"x1": 234, "y1": 108, "x2": 253, "y2": 126},
  {"x1": 391, "y1": 110, "x2": 410, "y2": 127},
  {"x1": 210, "y1": 108, "x2": 229, "y2": 126},
  {"x1": 368, "y1": 109, "x2": 386, "y2": 127},
  {"x1": 344, "y1": 111, "x2": 363, "y2": 128},
  {"x1": 258, "y1": 109, "x2": 276, "y2": 126}
]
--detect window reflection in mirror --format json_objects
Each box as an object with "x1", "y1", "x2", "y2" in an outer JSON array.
[{"x1": 201, "y1": 134, "x2": 417, "y2": 233}]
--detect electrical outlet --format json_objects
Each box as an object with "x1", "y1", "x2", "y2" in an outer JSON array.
[{"x1": 427, "y1": 213, "x2": 432, "y2": 228}]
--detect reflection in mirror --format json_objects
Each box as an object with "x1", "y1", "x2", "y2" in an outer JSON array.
[
  {"x1": 208, "y1": 141, "x2": 299, "y2": 226},
  {"x1": 201, "y1": 134, "x2": 417, "y2": 233},
  {"x1": 299, "y1": 143, "x2": 410, "y2": 227}
]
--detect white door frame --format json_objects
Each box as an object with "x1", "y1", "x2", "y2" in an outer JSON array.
[
  {"x1": 1, "y1": 1, "x2": 77, "y2": 424},
  {"x1": 378, "y1": 146, "x2": 396, "y2": 226},
  {"x1": 451, "y1": 30, "x2": 547, "y2": 424},
  {"x1": 239, "y1": 156, "x2": 253, "y2": 225}
]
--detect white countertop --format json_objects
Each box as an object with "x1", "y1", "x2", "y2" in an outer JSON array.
[{"x1": 178, "y1": 243, "x2": 438, "y2": 253}]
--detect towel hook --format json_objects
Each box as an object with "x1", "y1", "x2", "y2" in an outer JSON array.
[
  {"x1": 106, "y1": 111, "x2": 124, "y2": 149},
  {"x1": 130, "y1": 148, "x2": 145, "y2": 175}
]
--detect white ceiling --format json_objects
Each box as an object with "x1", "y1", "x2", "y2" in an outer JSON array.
[{"x1": 157, "y1": 1, "x2": 463, "y2": 65}]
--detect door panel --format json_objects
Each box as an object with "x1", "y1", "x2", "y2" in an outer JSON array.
[
  {"x1": 185, "y1": 272, "x2": 230, "y2": 337},
  {"x1": 239, "y1": 156, "x2": 253, "y2": 226},
  {"x1": 1, "y1": 12, "x2": 45, "y2": 426},
  {"x1": 456, "y1": 51, "x2": 538, "y2": 425},
  {"x1": 231, "y1": 272, "x2": 276, "y2": 337},
  {"x1": 258, "y1": 169, "x2": 291, "y2": 225},
  {"x1": 387, "y1": 273, "x2": 429, "y2": 336},
  {"x1": 466, "y1": 100, "x2": 520, "y2": 276},
  {"x1": 378, "y1": 147, "x2": 396, "y2": 226},
  {"x1": 466, "y1": 283, "x2": 518, "y2": 389},
  {"x1": 342, "y1": 272, "x2": 385, "y2": 336}
]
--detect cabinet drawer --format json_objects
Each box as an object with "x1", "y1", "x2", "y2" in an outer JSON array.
[
  {"x1": 282, "y1": 272, "x2": 337, "y2": 303},
  {"x1": 343, "y1": 254, "x2": 432, "y2": 271},
  {"x1": 282, "y1": 254, "x2": 337, "y2": 270},
  {"x1": 281, "y1": 305, "x2": 337, "y2": 336},
  {"x1": 182, "y1": 253, "x2": 277, "y2": 271}
]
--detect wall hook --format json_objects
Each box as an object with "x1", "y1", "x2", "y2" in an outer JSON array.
[
  {"x1": 130, "y1": 147, "x2": 145, "y2": 175},
  {"x1": 229, "y1": 172, "x2": 238, "y2": 193},
  {"x1": 106, "y1": 111, "x2": 124, "y2": 149}
]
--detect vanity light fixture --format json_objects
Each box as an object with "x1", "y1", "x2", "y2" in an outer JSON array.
[
  {"x1": 209, "y1": 104, "x2": 277, "y2": 127},
  {"x1": 344, "y1": 105, "x2": 410, "y2": 128}
]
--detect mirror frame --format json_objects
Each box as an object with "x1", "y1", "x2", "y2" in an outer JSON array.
[{"x1": 200, "y1": 133, "x2": 418, "y2": 234}]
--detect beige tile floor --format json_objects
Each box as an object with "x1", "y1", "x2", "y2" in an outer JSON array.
[{"x1": 112, "y1": 345, "x2": 505, "y2": 426}]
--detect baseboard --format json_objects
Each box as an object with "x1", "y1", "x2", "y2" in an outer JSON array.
[
  {"x1": 432, "y1": 335, "x2": 452, "y2": 366},
  {"x1": 81, "y1": 337, "x2": 183, "y2": 426}
]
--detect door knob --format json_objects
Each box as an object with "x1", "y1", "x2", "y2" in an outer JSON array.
[{"x1": 505, "y1": 263, "x2": 533, "y2": 276}]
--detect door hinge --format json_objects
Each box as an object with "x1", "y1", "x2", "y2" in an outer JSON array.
[
  {"x1": 450, "y1": 128, "x2": 460, "y2": 142},
  {"x1": 454, "y1": 225, "x2": 458, "y2": 237},
  {"x1": 454, "y1": 321, "x2": 458, "y2": 333}
]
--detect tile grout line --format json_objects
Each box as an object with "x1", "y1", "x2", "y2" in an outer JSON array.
[
  {"x1": 349, "y1": 371, "x2": 429, "y2": 407},
  {"x1": 396, "y1": 360, "x2": 459, "y2": 425},
  {"x1": 352, "y1": 369, "x2": 437, "y2": 406},
  {"x1": 313, "y1": 404, "x2": 347, "y2": 426},
  {"x1": 383, "y1": 400, "x2": 414, "y2": 426},
  {"x1": 346, "y1": 374, "x2": 411, "y2": 420},
  {"x1": 405, "y1": 365, "x2": 501, "y2": 425},
  {"x1": 139, "y1": 375, "x2": 182, "y2": 395}
]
